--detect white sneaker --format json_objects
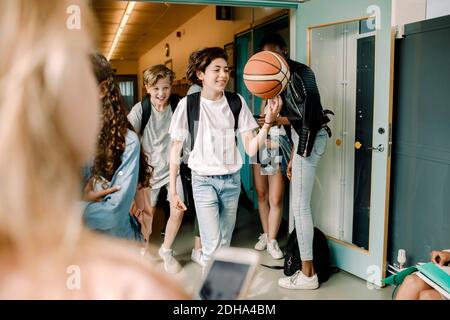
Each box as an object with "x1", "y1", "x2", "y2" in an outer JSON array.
[
  {"x1": 140, "y1": 247, "x2": 147, "y2": 258},
  {"x1": 254, "y1": 233, "x2": 268, "y2": 251},
  {"x1": 267, "y1": 239, "x2": 283, "y2": 260},
  {"x1": 191, "y1": 248, "x2": 203, "y2": 266},
  {"x1": 278, "y1": 270, "x2": 319, "y2": 290},
  {"x1": 158, "y1": 246, "x2": 182, "y2": 274}
]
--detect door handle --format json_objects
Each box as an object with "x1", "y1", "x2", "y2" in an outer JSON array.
[
  {"x1": 368, "y1": 144, "x2": 384, "y2": 152},
  {"x1": 354, "y1": 142, "x2": 385, "y2": 152}
]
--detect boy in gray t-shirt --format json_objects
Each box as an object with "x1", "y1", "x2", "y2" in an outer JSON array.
[{"x1": 128, "y1": 64, "x2": 184, "y2": 274}]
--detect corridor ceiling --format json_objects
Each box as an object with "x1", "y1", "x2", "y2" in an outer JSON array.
[{"x1": 91, "y1": 0, "x2": 206, "y2": 60}]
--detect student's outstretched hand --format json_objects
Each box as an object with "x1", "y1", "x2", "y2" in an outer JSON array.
[
  {"x1": 172, "y1": 194, "x2": 187, "y2": 211},
  {"x1": 83, "y1": 177, "x2": 121, "y2": 202},
  {"x1": 265, "y1": 95, "x2": 282, "y2": 125},
  {"x1": 431, "y1": 250, "x2": 450, "y2": 266}
]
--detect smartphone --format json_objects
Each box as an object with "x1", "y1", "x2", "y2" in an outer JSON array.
[
  {"x1": 92, "y1": 176, "x2": 110, "y2": 192},
  {"x1": 194, "y1": 247, "x2": 260, "y2": 300},
  {"x1": 253, "y1": 114, "x2": 264, "y2": 119}
]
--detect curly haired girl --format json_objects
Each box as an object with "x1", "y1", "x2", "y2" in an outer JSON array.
[{"x1": 83, "y1": 52, "x2": 152, "y2": 240}]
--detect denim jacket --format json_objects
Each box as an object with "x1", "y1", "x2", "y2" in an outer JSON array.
[{"x1": 83, "y1": 130, "x2": 142, "y2": 240}]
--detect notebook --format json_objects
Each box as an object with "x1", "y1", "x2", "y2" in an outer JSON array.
[{"x1": 416, "y1": 262, "x2": 450, "y2": 299}]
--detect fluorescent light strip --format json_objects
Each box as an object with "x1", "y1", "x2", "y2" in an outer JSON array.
[{"x1": 107, "y1": 1, "x2": 136, "y2": 61}]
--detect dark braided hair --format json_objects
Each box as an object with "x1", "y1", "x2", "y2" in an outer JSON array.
[{"x1": 90, "y1": 52, "x2": 152, "y2": 188}]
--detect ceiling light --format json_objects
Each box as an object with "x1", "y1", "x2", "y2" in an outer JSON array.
[{"x1": 107, "y1": 1, "x2": 136, "y2": 61}]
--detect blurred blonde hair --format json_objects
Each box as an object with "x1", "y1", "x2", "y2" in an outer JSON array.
[
  {"x1": 0, "y1": 1, "x2": 189, "y2": 299},
  {"x1": 0, "y1": 0, "x2": 100, "y2": 264}
]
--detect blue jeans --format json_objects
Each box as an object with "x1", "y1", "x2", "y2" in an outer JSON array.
[
  {"x1": 291, "y1": 128, "x2": 327, "y2": 261},
  {"x1": 192, "y1": 171, "x2": 241, "y2": 264}
]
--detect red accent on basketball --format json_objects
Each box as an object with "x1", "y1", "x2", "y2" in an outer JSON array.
[{"x1": 243, "y1": 51, "x2": 290, "y2": 99}]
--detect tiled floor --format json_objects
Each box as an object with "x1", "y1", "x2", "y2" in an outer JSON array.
[{"x1": 145, "y1": 203, "x2": 394, "y2": 300}]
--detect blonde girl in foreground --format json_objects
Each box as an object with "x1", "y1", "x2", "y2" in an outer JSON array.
[{"x1": 0, "y1": 0, "x2": 187, "y2": 299}]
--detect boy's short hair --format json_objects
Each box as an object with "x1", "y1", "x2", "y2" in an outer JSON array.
[
  {"x1": 143, "y1": 64, "x2": 175, "y2": 87},
  {"x1": 259, "y1": 33, "x2": 287, "y2": 51},
  {"x1": 186, "y1": 47, "x2": 228, "y2": 86}
]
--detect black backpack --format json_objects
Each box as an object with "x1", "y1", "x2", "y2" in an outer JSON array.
[
  {"x1": 140, "y1": 91, "x2": 242, "y2": 163},
  {"x1": 178, "y1": 91, "x2": 242, "y2": 213},
  {"x1": 186, "y1": 91, "x2": 242, "y2": 150},
  {"x1": 138, "y1": 91, "x2": 242, "y2": 211},
  {"x1": 262, "y1": 227, "x2": 337, "y2": 283},
  {"x1": 285, "y1": 227, "x2": 335, "y2": 283}
]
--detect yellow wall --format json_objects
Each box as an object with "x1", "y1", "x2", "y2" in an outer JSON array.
[
  {"x1": 137, "y1": 5, "x2": 285, "y2": 98},
  {"x1": 138, "y1": 6, "x2": 234, "y2": 90},
  {"x1": 110, "y1": 59, "x2": 138, "y2": 75}
]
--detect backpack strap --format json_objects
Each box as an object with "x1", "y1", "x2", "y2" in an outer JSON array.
[
  {"x1": 186, "y1": 91, "x2": 242, "y2": 151},
  {"x1": 169, "y1": 94, "x2": 181, "y2": 113},
  {"x1": 321, "y1": 108, "x2": 335, "y2": 138},
  {"x1": 140, "y1": 94, "x2": 181, "y2": 137},
  {"x1": 323, "y1": 125, "x2": 332, "y2": 138},
  {"x1": 187, "y1": 92, "x2": 201, "y2": 151},
  {"x1": 140, "y1": 94, "x2": 151, "y2": 136},
  {"x1": 224, "y1": 91, "x2": 242, "y2": 132}
]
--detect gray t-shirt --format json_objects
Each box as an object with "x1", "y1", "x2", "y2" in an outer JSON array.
[{"x1": 128, "y1": 101, "x2": 173, "y2": 189}]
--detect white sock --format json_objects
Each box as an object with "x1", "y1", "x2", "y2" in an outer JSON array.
[{"x1": 160, "y1": 246, "x2": 172, "y2": 253}]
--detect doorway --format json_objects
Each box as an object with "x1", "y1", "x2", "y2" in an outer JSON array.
[{"x1": 117, "y1": 74, "x2": 138, "y2": 111}]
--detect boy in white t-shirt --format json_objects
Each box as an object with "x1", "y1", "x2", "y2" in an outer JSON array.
[{"x1": 168, "y1": 47, "x2": 282, "y2": 266}]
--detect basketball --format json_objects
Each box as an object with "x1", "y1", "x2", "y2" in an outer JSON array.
[{"x1": 243, "y1": 51, "x2": 290, "y2": 99}]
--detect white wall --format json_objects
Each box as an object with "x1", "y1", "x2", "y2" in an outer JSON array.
[
  {"x1": 391, "y1": 0, "x2": 450, "y2": 28},
  {"x1": 392, "y1": 0, "x2": 426, "y2": 26},
  {"x1": 426, "y1": 0, "x2": 450, "y2": 19}
]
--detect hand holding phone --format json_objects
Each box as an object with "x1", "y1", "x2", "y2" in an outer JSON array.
[{"x1": 195, "y1": 247, "x2": 260, "y2": 300}]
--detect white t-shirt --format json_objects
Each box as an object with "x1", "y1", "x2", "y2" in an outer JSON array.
[{"x1": 169, "y1": 93, "x2": 258, "y2": 176}]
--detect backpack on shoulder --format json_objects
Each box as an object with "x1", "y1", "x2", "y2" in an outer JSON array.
[
  {"x1": 186, "y1": 91, "x2": 242, "y2": 150},
  {"x1": 182, "y1": 91, "x2": 242, "y2": 212},
  {"x1": 137, "y1": 91, "x2": 242, "y2": 214},
  {"x1": 138, "y1": 93, "x2": 199, "y2": 211}
]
